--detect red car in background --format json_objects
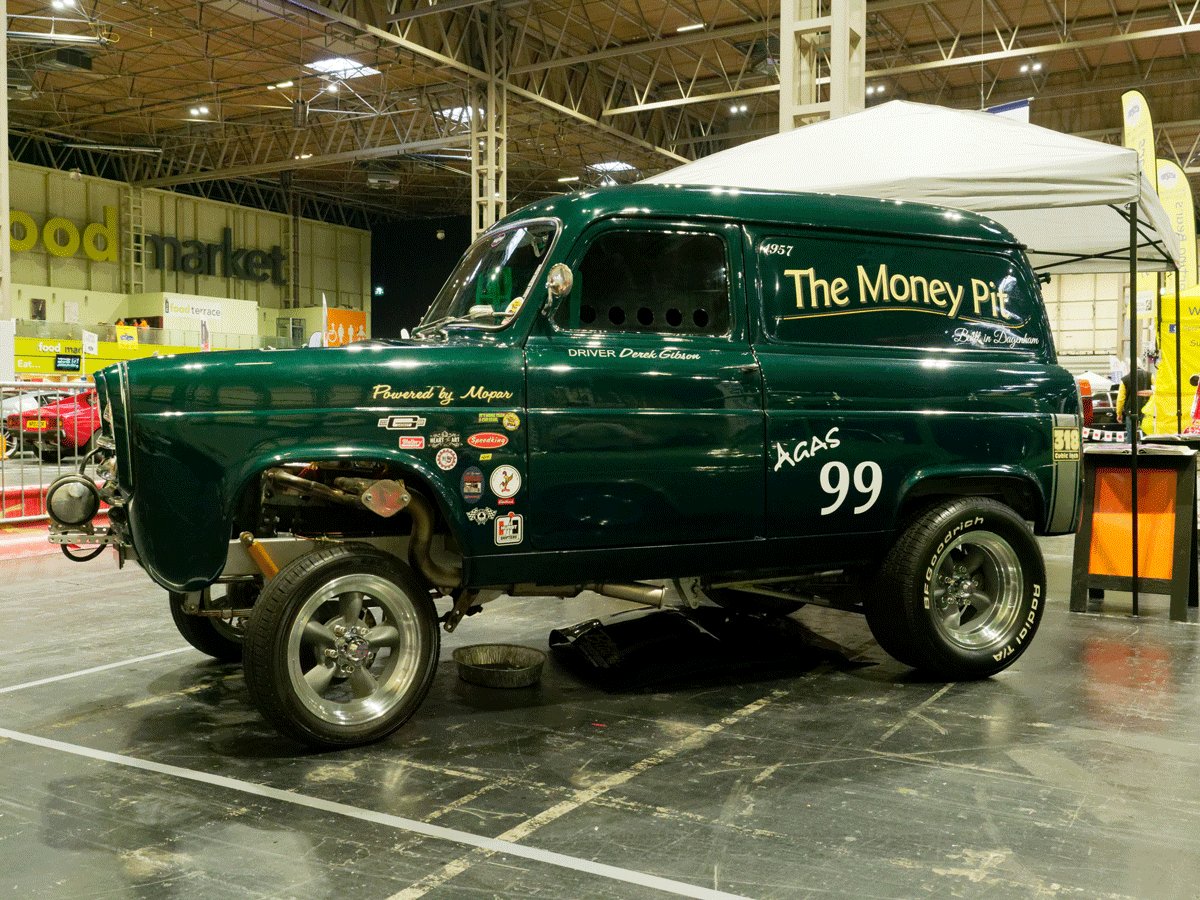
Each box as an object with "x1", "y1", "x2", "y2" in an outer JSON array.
[{"x1": 6, "y1": 390, "x2": 101, "y2": 463}]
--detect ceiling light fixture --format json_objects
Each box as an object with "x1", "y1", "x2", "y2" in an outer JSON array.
[
  {"x1": 63, "y1": 143, "x2": 163, "y2": 154},
  {"x1": 557, "y1": 175, "x2": 580, "y2": 183},
  {"x1": 587, "y1": 161, "x2": 634, "y2": 173},
  {"x1": 294, "y1": 153, "x2": 313, "y2": 160},
  {"x1": 8, "y1": 30, "x2": 107, "y2": 46},
  {"x1": 188, "y1": 105, "x2": 210, "y2": 116},
  {"x1": 677, "y1": 22, "x2": 705, "y2": 32},
  {"x1": 306, "y1": 57, "x2": 380, "y2": 80},
  {"x1": 268, "y1": 80, "x2": 294, "y2": 90}
]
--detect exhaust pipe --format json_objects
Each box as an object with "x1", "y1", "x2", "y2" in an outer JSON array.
[
  {"x1": 405, "y1": 490, "x2": 462, "y2": 593},
  {"x1": 508, "y1": 582, "x2": 666, "y2": 606}
]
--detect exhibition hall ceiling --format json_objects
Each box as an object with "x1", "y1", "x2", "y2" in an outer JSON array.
[{"x1": 7, "y1": 0, "x2": 1200, "y2": 222}]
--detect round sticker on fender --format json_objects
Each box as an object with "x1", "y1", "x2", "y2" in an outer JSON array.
[
  {"x1": 490, "y1": 464, "x2": 521, "y2": 499},
  {"x1": 468, "y1": 432, "x2": 508, "y2": 450}
]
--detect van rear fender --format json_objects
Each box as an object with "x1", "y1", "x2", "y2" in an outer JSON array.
[{"x1": 896, "y1": 467, "x2": 1046, "y2": 533}]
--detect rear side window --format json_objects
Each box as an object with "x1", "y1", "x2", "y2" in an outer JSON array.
[
  {"x1": 757, "y1": 233, "x2": 1045, "y2": 354},
  {"x1": 556, "y1": 229, "x2": 730, "y2": 335}
]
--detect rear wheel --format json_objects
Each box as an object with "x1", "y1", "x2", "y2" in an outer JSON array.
[
  {"x1": 242, "y1": 543, "x2": 439, "y2": 749},
  {"x1": 0, "y1": 426, "x2": 14, "y2": 459},
  {"x1": 865, "y1": 498, "x2": 1045, "y2": 679}
]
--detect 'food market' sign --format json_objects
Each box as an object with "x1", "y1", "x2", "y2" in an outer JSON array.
[
  {"x1": 8, "y1": 207, "x2": 287, "y2": 284},
  {"x1": 144, "y1": 228, "x2": 287, "y2": 285}
]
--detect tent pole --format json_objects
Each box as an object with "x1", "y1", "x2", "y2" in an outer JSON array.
[
  {"x1": 1129, "y1": 200, "x2": 1140, "y2": 617},
  {"x1": 1176, "y1": 271, "x2": 1183, "y2": 434}
]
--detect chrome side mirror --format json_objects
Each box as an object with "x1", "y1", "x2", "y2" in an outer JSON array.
[
  {"x1": 543, "y1": 263, "x2": 573, "y2": 317},
  {"x1": 546, "y1": 263, "x2": 573, "y2": 298}
]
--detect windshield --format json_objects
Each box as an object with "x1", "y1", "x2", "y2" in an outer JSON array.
[{"x1": 418, "y1": 221, "x2": 558, "y2": 332}]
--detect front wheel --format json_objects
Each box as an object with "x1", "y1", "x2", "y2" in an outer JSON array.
[
  {"x1": 242, "y1": 543, "x2": 440, "y2": 749},
  {"x1": 169, "y1": 584, "x2": 256, "y2": 662},
  {"x1": 865, "y1": 498, "x2": 1045, "y2": 679}
]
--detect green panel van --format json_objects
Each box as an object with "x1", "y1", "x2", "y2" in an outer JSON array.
[{"x1": 50, "y1": 184, "x2": 1082, "y2": 748}]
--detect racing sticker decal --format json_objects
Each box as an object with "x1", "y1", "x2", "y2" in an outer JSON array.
[
  {"x1": 461, "y1": 466, "x2": 483, "y2": 504},
  {"x1": 778, "y1": 266, "x2": 1028, "y2": 329},
  {"x1": 490, "y1": 464, "x2": 521, "y2": 499},
  {"x1": 773, "y1": 427, "x2": 841, "y2": 472},
  {"x1": 479, "y1": 453, "x2": 493, "y2": 461},
  {"x1": 429, "y1": 431, "x2": 461, "y2": 448},
  {"x1": 436, "y1": 448, "x2": 458, "y2": 471},
  {"x1": 378, "y1": 415, "x2": 427, "y2": 430},
  {"x1": 566, "y1": 347, "x2": 700, "y2": 361},
  {"x1": 398, "y1": 436, "x2": 425, "y2": 450},
  {"x1": 1053, "y1": 426, "x2": 1081, "y2": 461},
  {"x1": 372, "y1": 385, "x2": 514, "y2": 405},
  {"x1": 494, "y1": 512, "x2": 523, "y2": 546},
  {"x1": 478, "y1": 412, "x2": 522, "y2": 431},
  {"x1": 467, "y1": 506, "x2": 497, "y2": 525},
  {"x1": 468, "y1": 432, "x2": 508, "y2": 450}
]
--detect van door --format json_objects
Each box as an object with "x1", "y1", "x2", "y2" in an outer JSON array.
[
  {"x1": 524, "y1": 220, "x2": 764, "y2": 550},
  {"x1": 748, "y1": 226, "x2": 1060, "y2": 544}
]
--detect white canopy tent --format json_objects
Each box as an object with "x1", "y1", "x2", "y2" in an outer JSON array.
[{"x1": 643, "y1": 100, "x2": 1181, "y2": 274}]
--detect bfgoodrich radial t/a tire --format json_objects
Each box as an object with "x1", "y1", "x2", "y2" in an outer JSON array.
[
  {"x1": 865, "y1": 498, "x2": 1045, "y2": 679},
  {"x1": 242, "y1": 543, "x2": 440, "y2": 749}
]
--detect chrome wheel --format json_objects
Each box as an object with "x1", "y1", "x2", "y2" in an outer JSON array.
[
  {"x1": 285, "y1": 573, "x2": 424, "y2": 728},
  {"x1": 929, "y1": 531, "x2": 1023, "y2": 651},
  {"x1": 866, "y1": 498, "x2": 1044, "y2": 679}
]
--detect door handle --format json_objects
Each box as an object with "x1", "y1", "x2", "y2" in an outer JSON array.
[{"x1": 738, "y1": 364, "x2": 759, "y2": 376}]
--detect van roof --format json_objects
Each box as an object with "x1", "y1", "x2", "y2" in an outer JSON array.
[{"x1": 501, "y1": 183, "x2": 1020, "y2": 247}]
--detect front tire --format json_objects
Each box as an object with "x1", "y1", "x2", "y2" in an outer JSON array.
[
  {"x1": 242, "y1": 543, "x2": 440, "y2": 749},
  {"x1": 169, "y1": 584, "x2": 255, "y2": 662},
  {"x1": 865, "y1": 498, "x2": 1045, "y2": 679}
]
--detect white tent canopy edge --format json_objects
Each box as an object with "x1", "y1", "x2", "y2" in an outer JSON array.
[{"x1": 643, "y1": 100, "x2": 1181, "y2": 275}]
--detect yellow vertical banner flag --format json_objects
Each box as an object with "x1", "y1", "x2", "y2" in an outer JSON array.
[
  {"x1": 1156, "y1": 159, "x2": 1198, "y2": 293},
  {"x1": 1122, "y1": 90, "x2": 1159, "y2": 309},
  {"x1": 1143, "y1": 287, "x2": 1200, "y2": 434}
]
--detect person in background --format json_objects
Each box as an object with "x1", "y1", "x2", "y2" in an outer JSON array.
[{"x1": 1116, "y1": 365, "x2": 1153, "y2": 439}]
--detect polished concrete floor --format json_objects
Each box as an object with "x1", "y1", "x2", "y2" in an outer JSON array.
[{"x1": 3, "y1": 536, "x2": 1200, "y2": 899}]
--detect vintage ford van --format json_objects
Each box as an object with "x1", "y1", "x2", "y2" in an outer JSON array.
[{"x1": 49, "y1": 184, "x2": 1082, "y2": 748}]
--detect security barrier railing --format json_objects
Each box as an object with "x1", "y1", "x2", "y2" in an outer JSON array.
[
  {"x1": 1, "y1": 379, "x2": 97, "y2": 525},
  {"x1": 14, "y1": 320, "x2": 305, "y2": 350}
]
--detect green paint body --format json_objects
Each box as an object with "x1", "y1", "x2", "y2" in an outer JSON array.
[{"x1": 92, "y1": 185, "x2": 1080, "y2": 593}]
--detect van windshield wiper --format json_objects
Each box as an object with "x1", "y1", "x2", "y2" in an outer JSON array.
[{"x1": 412, "y1": 315, "x2": 467, "y2": 337}]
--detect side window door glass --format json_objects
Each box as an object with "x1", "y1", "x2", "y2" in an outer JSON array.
[{"x1": 554, "y1": 229, "x2": 730, "y2": 336}]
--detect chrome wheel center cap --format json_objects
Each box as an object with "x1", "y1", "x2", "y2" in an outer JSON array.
[{"x1": 343, "y1": 637, "x2": 371, "y2": 664}]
